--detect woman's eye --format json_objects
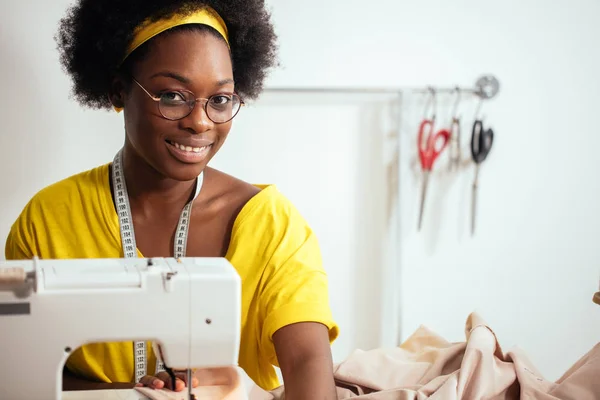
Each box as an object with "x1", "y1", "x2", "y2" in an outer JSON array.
[
  {"x1": 160, "y1": 92, "x2": 186, "y2": 104},
  {"x1": 210, "y1": 95, "x2": 231, "y2": 106}
]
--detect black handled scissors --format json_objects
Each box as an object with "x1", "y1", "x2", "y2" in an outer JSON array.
[{"x1": 470, "y1": 119, "x2": 494, "y2": 234}]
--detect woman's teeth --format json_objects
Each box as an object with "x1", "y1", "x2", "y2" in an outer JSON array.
[{"x1": 171, "y1": 141, "x2": 209, "y2": 153}]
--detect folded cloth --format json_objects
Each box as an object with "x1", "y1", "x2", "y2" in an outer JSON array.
[{"x1": 249, "y1": 312, "x2": 600, "y2": 400}]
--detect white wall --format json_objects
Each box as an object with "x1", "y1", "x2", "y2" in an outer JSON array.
[{"x1": 1, "y1": 0, "x2": 599, "y2": 384}]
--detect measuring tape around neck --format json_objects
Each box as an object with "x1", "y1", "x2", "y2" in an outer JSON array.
[{"x1": 111, "y1": 148, "x2": 203, "y2": 382}]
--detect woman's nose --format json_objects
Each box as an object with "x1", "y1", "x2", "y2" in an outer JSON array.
[{"x1": 181, "y1": 99, "x2": 213, "y2": 133}]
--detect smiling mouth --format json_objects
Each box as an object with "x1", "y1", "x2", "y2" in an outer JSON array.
[{"x1": 165, "y1": 139, "x2": 212, "y2": 153}]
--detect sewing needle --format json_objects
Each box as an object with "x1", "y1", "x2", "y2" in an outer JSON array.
[{"x1": 187, "y1": 369, "x2": 194, "y2": 400}]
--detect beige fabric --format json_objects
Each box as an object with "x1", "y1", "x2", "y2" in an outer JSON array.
[
  {"x1": 135, "y1": 313, "x2": 599, "y2": 399},
  {"x1": 253, "y1": 312, "x2": 599, "y2": 400}
]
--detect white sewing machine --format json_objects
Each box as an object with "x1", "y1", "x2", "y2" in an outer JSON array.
[{"x1": 0, "y1": 256, "x2": 241, "y2": 400}]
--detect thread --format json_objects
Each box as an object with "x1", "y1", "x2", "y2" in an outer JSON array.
[{"x1": 0, "y1": 267, "x2": 26, "y2": 284}]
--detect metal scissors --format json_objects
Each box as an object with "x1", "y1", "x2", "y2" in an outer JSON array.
[
  {"x1": 417, "y1": 89, "x2": 450, "y2": 231},
  {"x1": 448, "y1": 88, "x2": 461, "y2": 170},
  {"x1": 470, "y1": 107, "x2": 494, "y2": 235}
]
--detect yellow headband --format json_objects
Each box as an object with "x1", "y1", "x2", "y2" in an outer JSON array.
[
  {"x1": 125, "y1": 6, "x2": 229, "y2": 61},
  {"x1": 114, "y1": 6, "x2": 229, "y2": 112}
]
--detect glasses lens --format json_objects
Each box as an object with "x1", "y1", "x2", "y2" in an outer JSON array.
[
  {"x1": 206, "y1": 94, "x2": 242, "y2": 123},
  {"x1": 158, "y1": 92, "x2": 242, "y2": 122},
  {"x1": 159, "y1": 92, "x2": 193, "y2": 120}
]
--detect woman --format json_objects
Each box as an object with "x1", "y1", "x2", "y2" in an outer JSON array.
[{"x1": 4, "y1": 0, "x2": 339, "y2": 398}]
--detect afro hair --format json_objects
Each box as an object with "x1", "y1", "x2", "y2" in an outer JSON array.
[{"x1": 55, "y1": 0, "x2": 279, "y2": 109}]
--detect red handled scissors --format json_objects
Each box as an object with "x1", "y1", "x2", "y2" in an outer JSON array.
[{"x1": 417, "y1": 118, "x2": 450, "y2": 231}]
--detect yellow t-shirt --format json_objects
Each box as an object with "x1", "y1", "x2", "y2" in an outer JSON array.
[{"x1": 4, "y1": 163, "x2": 339, "y2": 391}]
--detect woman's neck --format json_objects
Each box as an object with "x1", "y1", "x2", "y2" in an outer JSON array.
[{"x1": 120, "y1": 145, "x2": 198, "y2": 218}]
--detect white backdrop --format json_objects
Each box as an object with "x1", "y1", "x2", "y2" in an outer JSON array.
[
  {"x1": 1, "y1": 0, "x2": 599, "y2": 383},
  {"x1": 211, "y1": 92, "x2": 402, "y2": 362}
]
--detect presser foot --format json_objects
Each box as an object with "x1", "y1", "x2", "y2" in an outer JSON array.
[
  {"x1": 163, "y1": 365, "x2": 177, "y2": 391},
  {"x1": 164, "y1": 365, "x2": 196, "y2": 399}
]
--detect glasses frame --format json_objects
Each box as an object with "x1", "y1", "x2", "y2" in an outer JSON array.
[{"x1": 132, "y1": 77, "x2": 245, "y2": 124}]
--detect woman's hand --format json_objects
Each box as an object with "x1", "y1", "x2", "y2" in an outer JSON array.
[
  {"x1": 135, "y1": 370, "x2": 199, "y2": 392},
  {"x1": 135, "y1": 367, "x2": 247, "y2": 399}
]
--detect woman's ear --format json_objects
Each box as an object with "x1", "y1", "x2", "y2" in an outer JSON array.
[{"x1": 108, "y1": 75, "x2": 127, "y2": 109}]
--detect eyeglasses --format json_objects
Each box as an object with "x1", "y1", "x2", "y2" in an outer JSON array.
[{"x1": 132, "y1": 78, "x2": 244, "y2": 124}]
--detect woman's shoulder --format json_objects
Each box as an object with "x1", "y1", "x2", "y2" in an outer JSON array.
[
  {"x1": 31, "y1": 164, "x2": 109, "y2": 204},
  {"x1": 5, "y1": 163, "x2": 111, "y2": 259},
  {"x1": 12, "y1": 164, "x2": 109, "y2": 219},
  {"x1": 212, "y1": 168, "x2": 321, "y2": 278},
  {"x1": 205, "y1": 167, "x2": 304, "y2": 232}
]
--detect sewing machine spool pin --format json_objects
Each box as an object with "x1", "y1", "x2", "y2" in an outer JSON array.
[
  {"x1": 0, "y1": 265, "x2": 36, "y2": 299},
  {"x1": 0, "y1": 267, "x2": 35, "y2": 285}
]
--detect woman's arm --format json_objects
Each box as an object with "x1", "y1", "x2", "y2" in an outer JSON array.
[{"x1": 273, "y1": 322, "x2": 337, "y2": 400}]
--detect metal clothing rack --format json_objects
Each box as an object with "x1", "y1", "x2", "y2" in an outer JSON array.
[
  {"x1": 263, "y1": 74, "x2": 501, "y2": 100},
  {"x1": 259, "y1": 74, "x2": 501, "y2": 347}
]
